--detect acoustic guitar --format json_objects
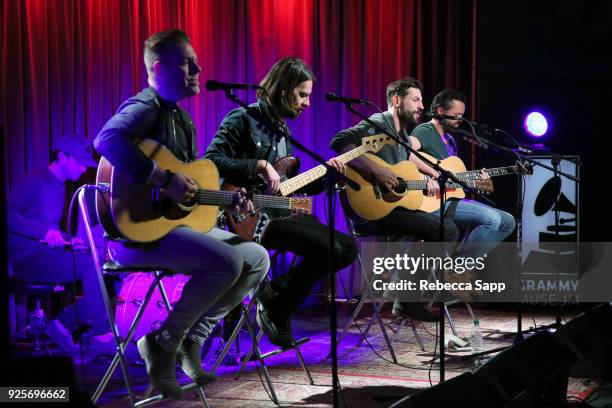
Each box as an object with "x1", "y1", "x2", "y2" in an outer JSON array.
[
  {"x1": 224, "y1": 134, "x2": 391, "y2": 240},
  {"x1": 342, "y1": 153, "x2": 493, "y2": 221},
  {"x1": 417, "y1": 152, "x2": 532, "y2": 212},
  {"x1": 96, "y1": 139, "x2": 311, "y2": 242}
]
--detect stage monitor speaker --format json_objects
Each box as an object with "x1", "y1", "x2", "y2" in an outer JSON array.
[
  {"x1": 553, "y1": 302, "x2": 612, "y2": 379},
  {"x1": 387, "y1": 372, "x2": 494, "y2": 408},
  {"x1": 473, "y1": 332, "x2": 570, "y2": 408}
]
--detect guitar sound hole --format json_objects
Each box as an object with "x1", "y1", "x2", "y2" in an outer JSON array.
[
  {"x1": 392, "y1": 178, "x2": 405, "y2": 194},
  {"x1": 161, "y1": 197, "x2": 192, "y2": 220}
]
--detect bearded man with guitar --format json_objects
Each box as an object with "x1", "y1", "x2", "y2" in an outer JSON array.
[
  {"x1": 330, "y1": 77, "x2": 461, "y2": 322},
  {"x1": 204, "y1": 57, "x2": 358, "y2": 349},
  {"x1": 94, "y1": 30, "x2": 270, "y2": 399},
  {"x1": 411, "y1": 89, "x2": 516, "y2": 256}
]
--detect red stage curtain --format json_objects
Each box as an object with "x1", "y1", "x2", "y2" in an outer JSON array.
[{"x1": 1, "y1": 0, "x2": 475, "y2": 202}]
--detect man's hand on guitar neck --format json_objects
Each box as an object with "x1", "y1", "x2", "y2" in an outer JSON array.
[
  {"x1": 151, "y1": 166, "x2": 198, "y2": 203},
  {"x1": 225, "y1": 187, "x2": 254, "y2": 217}
]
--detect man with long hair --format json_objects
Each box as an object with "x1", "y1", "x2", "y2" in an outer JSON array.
[{"x1": 205, "y1": 57, "x2": 358, "y2": 349}]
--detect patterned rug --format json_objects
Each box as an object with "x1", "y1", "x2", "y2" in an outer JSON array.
[{"x1": 97, "y1": 306, "x2": 603, "y2": 407}]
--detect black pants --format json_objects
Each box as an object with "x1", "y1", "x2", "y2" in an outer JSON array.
[
  {"x1": 356, "y1": 207, "x2": 460, "y2": 242},
  {"x1": 260, "y1": 215, "x2": 357, "y2": 318}
]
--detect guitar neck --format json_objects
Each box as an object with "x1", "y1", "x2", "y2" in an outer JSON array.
[
  {"x1": 457, "y1": 166, "x2": 518, "y2": 179},
  {"x1": 197, "y1": 189, "x2": 294, "y2": 210},
  {"x1": 252, "y1": 194, "x2": 294, "y2": 210},
  {"x1": 278, "y1": 143, "x2": 374, "y2": 196},
  {"x1": 196, "y1": 189, "x2": 235, "y2": 207},
  {"x1": 399, "y1": 178, "x2": 482, "y2": 192}
]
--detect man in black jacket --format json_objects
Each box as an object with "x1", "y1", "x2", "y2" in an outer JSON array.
[
  {"x1": 204, "y1": 57, "x2": 358, "y2": 349},
  {"x1": 95, "y1": 30, "x2": 270, "y2": 399}
]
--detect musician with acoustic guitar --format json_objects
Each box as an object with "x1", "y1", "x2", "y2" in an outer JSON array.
[
  {"x1": 330, "y1": 77, "x2": 461, "y2": 322},
  {"x1": 411, "y1": 89, "x2": 516, "y2": 257},
  {"x1": 94, "y1": 30, "x2": 270, "y2": 399},
  {"x1": 204, "y1": 57, "x2": 358, "y2": 350}
]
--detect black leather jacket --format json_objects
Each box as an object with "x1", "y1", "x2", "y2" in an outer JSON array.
[{"x1": 204, "y1": 100, "x2": 323, "y2": 195}]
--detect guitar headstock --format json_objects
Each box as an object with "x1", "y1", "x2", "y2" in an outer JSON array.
[
  {"x1": 362, "y1": 134, "x2": 392, "y2": 153},
  {"x1": 514, "y1": 161, "x2": 534, "y2": 175},
  {"x1": 290, "y1": 197, "x2": 313, "y2": 215}
]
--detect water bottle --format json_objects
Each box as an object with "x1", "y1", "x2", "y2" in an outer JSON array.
[{"x1": 470, "y1": 319, "x2": 484, "y2": 370}]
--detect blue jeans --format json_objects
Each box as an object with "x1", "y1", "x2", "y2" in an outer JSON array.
[
  {"x1": 432, "y1": 199, "x2": 516, "y2": 256},
  {"x1": 108, "y1": 227, "x2": 269, "y2": 350}
]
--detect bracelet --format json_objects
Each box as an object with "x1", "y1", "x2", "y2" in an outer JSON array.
[{"x1": 160, "y1": 169, "x2": 173, "y2": 188}]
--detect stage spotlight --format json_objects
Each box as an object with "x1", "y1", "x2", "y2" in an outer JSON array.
[{"x1": 524, "y1": 111, "x2": 548, "y2": 137}]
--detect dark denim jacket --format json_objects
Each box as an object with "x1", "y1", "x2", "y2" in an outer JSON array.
[
  {"x1": 94, "y1": 87, "x2": 197, "y2": 183},
  {"x1": 204, "y1": 101, "x2": 292, "y2": 183},
  {"x1": 204, "y1": 101, "x2": 324, "y2": 195}
]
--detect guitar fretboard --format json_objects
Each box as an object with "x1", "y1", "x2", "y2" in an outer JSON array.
[
  {"x1": 398, "y1": 179, "x2": 482, "y2": 192},
  {"x1": 457, "y1": 166, "x2": 517, "y2": 179},
  {"x1": 278, "y1": 137, "x2": 388, "y2": 196},
  {"x1": 196, "y1": 189, "x2": 293, "y2": 209}
]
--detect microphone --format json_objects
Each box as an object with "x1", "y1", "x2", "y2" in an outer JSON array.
[
  {"x1": 205, "y1": 80, "x2": 262, "y2": 91},
  {"x1": 422, "y1": 111, "x2": 462, "y2": 121},
  {"x1": 325, "y1": 92, "x2": 370, "y2": 105}
]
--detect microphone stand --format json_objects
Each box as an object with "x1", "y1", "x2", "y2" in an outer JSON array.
[
  {"x1": 219, "y1": 89, "x2": 358, "y2": 408},
  {"x1": 446, "y1": 122, "x2": 581, "y2": 361},
  {"x1": 338, "y1": 101, "x2": 494, "y2": 382}
]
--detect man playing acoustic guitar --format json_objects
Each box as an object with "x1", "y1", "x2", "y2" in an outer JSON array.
[
  {"x1": 331, "y1": 77, "x2": 461, "y2": 321},
  {"x1": 411, "y1": 89, "x2": 516, "y2": 257},
  {"x1": 95, "y1": 30, "x2": 270, "y2": 399},
  {"x1": 204, "y1": 57, "x2": 358, "y2": 349}
]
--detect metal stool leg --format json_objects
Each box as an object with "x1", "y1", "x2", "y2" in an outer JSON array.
[
  {"x1": 242, "y1": 322, "x2": 278, "y2": 403},
  {"x1": 92, "y1": 278, "x2": 159, "y2": 406},
  {"x1": 211, "y1": 306, "x2": 249, "y2": 373},
  {"x1": 408, "y1": 319, "x2": 426, "y2": 352},
  {"x1": 294, "y1": 346, "x2": 314, "y2": 385},
  {"x1": 337, "y1": 252, "x2": 397, "y2": 362},
  {"x1": 92, "y1": 272, "x2": 163, "y2": 405}
]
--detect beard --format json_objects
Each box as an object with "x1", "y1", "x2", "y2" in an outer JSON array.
[{"x1": 397, "y1": 104, "x2": 421, "y2": 129}]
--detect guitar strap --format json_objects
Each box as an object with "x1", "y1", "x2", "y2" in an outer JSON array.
[
  {"x1": 444, "y1": 199, "x2": 460, "y2": 222},
  {"x1": 252, "y1": 213, "x2": 270, "y2": 243}
]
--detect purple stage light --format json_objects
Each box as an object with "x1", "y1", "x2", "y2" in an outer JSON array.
[{"x1": 524, "y1": 112, "x2": 548, "y2": 137}]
